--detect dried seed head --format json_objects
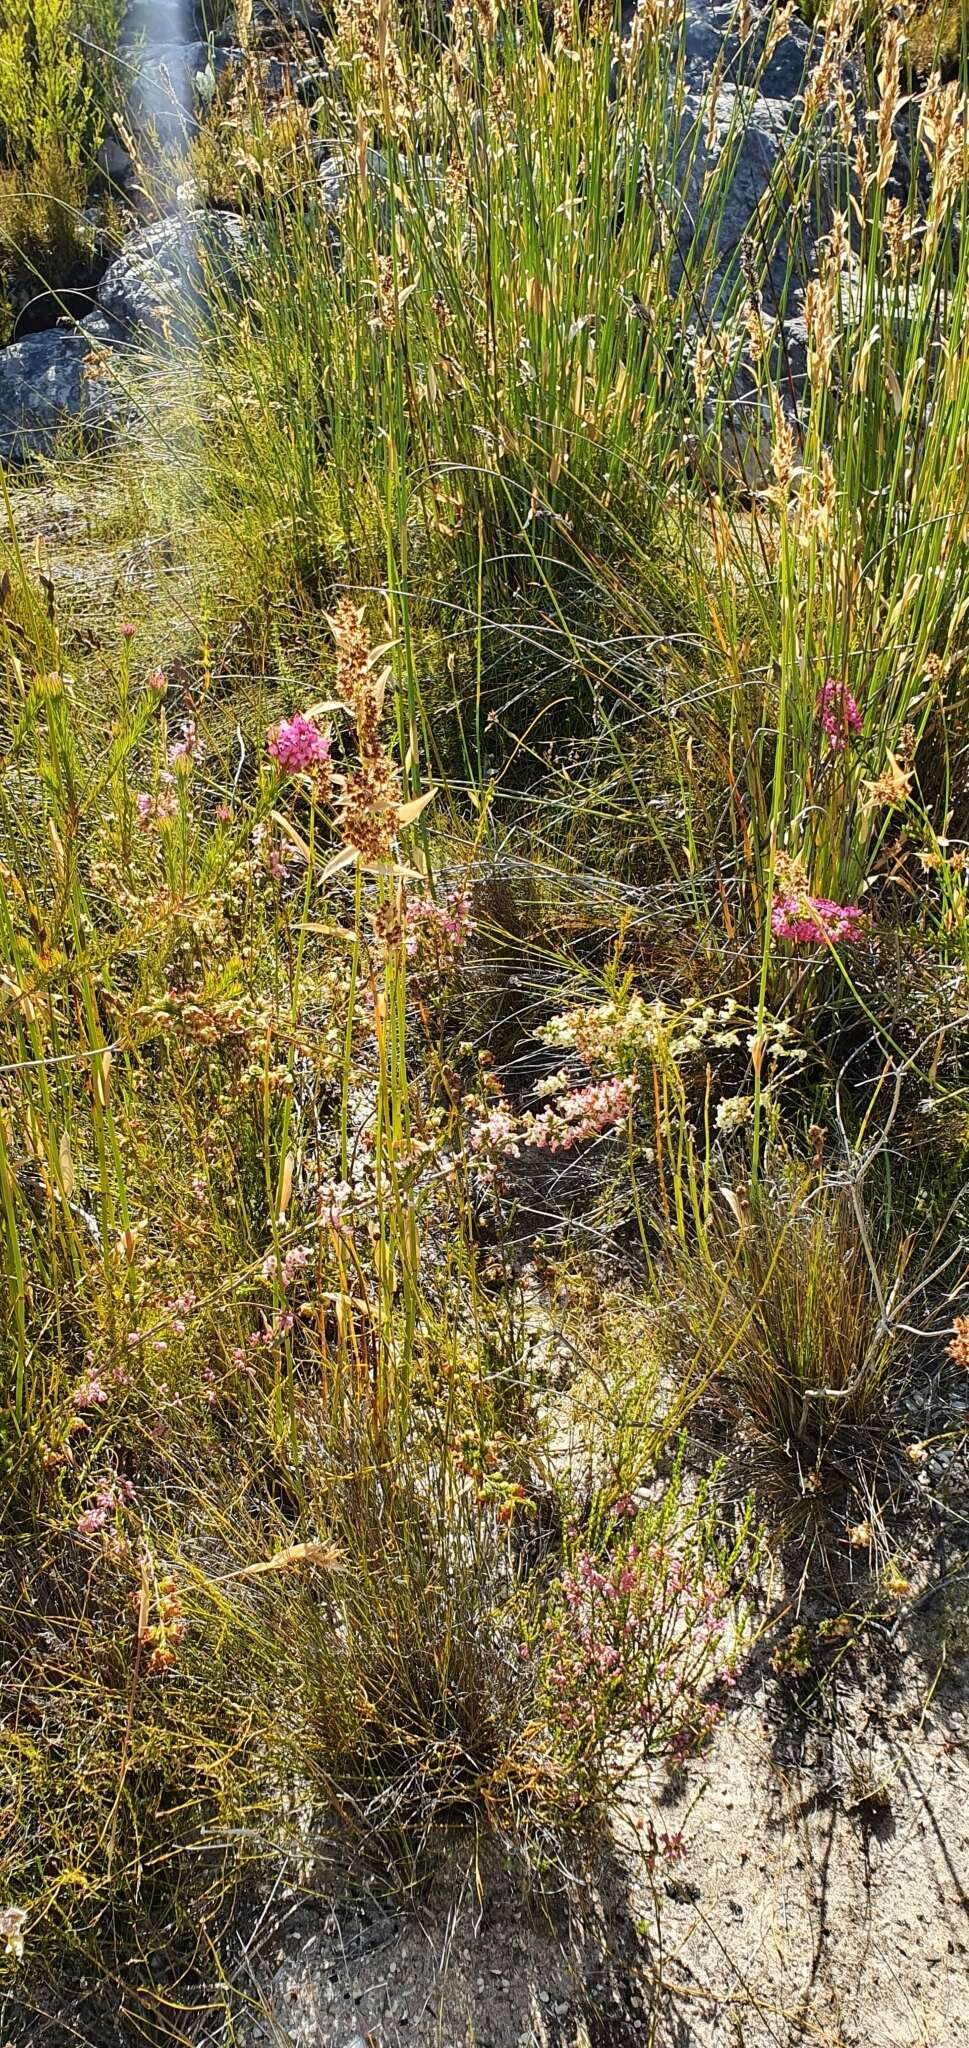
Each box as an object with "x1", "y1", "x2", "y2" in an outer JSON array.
[
  {"x1": 803, "y1": 268, "x2": 838, "y2": 389},
  {"x1": 947, "y1": 1317, "x2": 969, "y2": 1369},
  {"x1": 769, "y1": 388, "x2": 796, "y2": 497},
  {"x1": 834, "y1": 77, "x2": 855, "y2": 150},
  {"x1": 339, "y1": 752, "x2": 403, "y2": 864},
  {"x1": 920, "y1": 76, "x2": 969, "y2": 225},
  {"x1": 862, "y1": 751, "x2": 913, "y2": 809},
  {"x1": 774, "y1": 849, "x2": 811, "y2": 898},
  {"x1": 329, "y1": 599, "x2": 388, "y2": 757},
  {"x1": 884, "y1": 195, "x2": 910, "y2": 274},
  {"x1": 763, "y1": 0, "x2": 795, "y2": 62},
  {"x1": 876, "y1": 14, "x2": 903, "y2": 191}
]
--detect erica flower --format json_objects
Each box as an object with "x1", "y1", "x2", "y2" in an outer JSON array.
[
  {"x1": 72, "y1": 1373, "x2": 108, "y2": 1408},
  {"x1": 261, "y1": 1244, "x2": 311, "y2": 1288},
  {"x1": 526, "y1": 1075, "x2": 635, "y2": 1153},
  {"x1": 817, "y1": 678, "x2": 862, "y2": 753},
  {"x1": 467, "y1": 1097, "x2": 522, "y2": 1183},
  {"x1": 252, "y1": 821, "x2": 290, "y2": 880},
  {"x1": 267, "y1": 712, "x2": 332, "y2": 777},
  {"x1": 404, "y1": 889, "x2": 473, "y2": 961},
  {"x1": 75, "y1": 1504, "x2": 109, "y2": 1537},
  {"x1": 771, "y1": 895, "x2": 865, "y2": 945},
  {"x1": 318, "y1": 1181, "x2": 351, "y2": 1230},
  {"x1": 167, "y1": 721, "x2": 200, "y2": 771},
  {"x1": 135, "y1": 779, "x2": 178, "y2": 831}
]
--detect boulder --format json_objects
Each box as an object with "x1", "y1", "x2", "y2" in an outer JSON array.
[
  {"x1": 0, "y1": 317, "x2": 122, "y2": 468},
  {"x1": 677, "y1": 88, "x2": 810, "y2": 303},
  {"x1": 0, "y1": 211, "x2": 250, "y2": 467},
  {"x1": 619, "y1": 0, "x2": 811, "y2": 98},
  {"x1": 254, "y1": 0, "x2": 327, "y2": 31},
  {"x1": 681, "y1": 0, "x2": 812, "y2": 97},
  {"x1": 95, "y1": 211, "x2": 249, "y2": 339}
]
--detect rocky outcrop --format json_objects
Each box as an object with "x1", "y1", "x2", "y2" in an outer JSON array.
[{"x1": 0, "y1": 211, "x2": 248, "y2": 466}]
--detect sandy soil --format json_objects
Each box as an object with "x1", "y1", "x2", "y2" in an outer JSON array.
[{"x1": 238, "y1": 1608, "x2": 969, "y2": 2048}]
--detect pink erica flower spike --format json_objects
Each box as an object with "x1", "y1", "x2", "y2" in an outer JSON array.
[
  {"x1": 267, "y1": 714, "x2": 331, "y2": 775},
  {"x1": 817, "y1": 679, "x2": 862, "y2": 753}
]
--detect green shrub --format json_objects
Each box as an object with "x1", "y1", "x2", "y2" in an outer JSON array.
[{"x1": 0, "y1": 0, "x2": 123, "y2": 300}]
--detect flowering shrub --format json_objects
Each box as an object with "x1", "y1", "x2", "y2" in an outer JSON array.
[
  {"x1": 135, "y1": 779, "x2": 178, "y2": 830},
  {"x1": 468, "y1": 1096, "x2": 522, "y2": 1182},
  {"x1": 463, "y1": 986, "x2": 807, "y2": 1195},
  {"x1": 167, "y1": 720, "x2": 202, "y2": 772},
  {"x1": 74, "y1": 1475, "x2": 137, "y2": 1540},
  {"x1": 525, "y1": 1075, "x2": 635, "y2": 1152},
  {"x1": 404, "y1": 887, "x2": 473, "y2": 963},
  {"x1": 537, "y1": 991, "x2": 770, "y2": 1075},
  {"x1": 261, "y1": 1243, "x2": 311, "y2": 1288},
  {"x1": 528, "y1": 1476, "x2": 751, "y2": 1802}
]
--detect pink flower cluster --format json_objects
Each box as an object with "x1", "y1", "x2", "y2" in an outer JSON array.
[
  {"x1": 75, "y1": 1475, "x2": 137, "y2": 1539},
  {"x1": 467, "y1": 1072, "x2": 635, "y2": 1180},
  {"x1": 125, "y1": 1291, "x2": 196, "y2": 1353},
  {"x1": 527, "y1": 1076, "x2": 635, "y2": 1153},
  {"x1": 469, "y1": 1100, "x2": 521, "y2": 1162},
  {"x1": 267, "y1": 713, "x2": 331, "y2": 775},
  {"x1": 771, "y1": 895, "x2": 865, "y2": 945},
  {"x1": 642, "y1": 1825, "x2": 686, "y2": 1874},
  {"x1": 167, "y1": 720, "x2": 201, "y2": 771},
  {"x1": 232, "y1": 1308, "x2": 296, "y2": 1371},
  {"x1": 318, "y1": 1180, "x2": 351, "y2": 1230},
  {"x1": 817, "y1": 678, "x2": 862, "y2": 753},
  {"x1": 404, "y1": 889, "x2": 473, "y2": 961},
  {"x1": 252, "y1": 820, "x2": 289, "y2": 881},
  {"x1": 261, "y1": 1243, "x2": 311, "y2": 1288},
  {"x1": 72, "y1": 1372, "x2": 108, "y2": 1409}
]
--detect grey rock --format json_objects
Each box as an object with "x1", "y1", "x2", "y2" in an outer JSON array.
[
  {"x1": 674, "y1": 87, "x2": 817, "y2": 304},
  {"x1": 0, "y1": 321, "x2": 123, "y2": 467},
  {"x1": 295, "y1": 64, "x2": 332, "y2": 110},
  {"x1": 255, "y1": 0, "x2": 327, "y2": 30},
  {"x1": 96, "y1": 210, "x2": 249, "y2": 339},
  {"x1": 621, "y1": 0, "x2": 812, "y2": 98},
  {"x1": 122, "y1": 40, "x2": 209, "y2": 142},
  {"x1": 317, "y1": 144, "x2": 446, "y2": 232}
]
